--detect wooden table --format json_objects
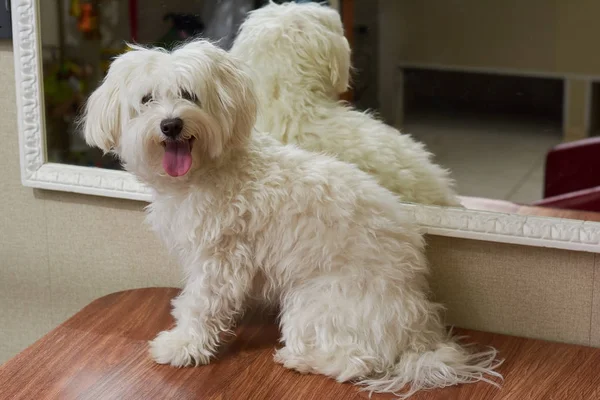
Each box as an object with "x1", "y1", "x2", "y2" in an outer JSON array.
[{"x1": 1, "y1": 288, "x2": 600, "y2": 400}]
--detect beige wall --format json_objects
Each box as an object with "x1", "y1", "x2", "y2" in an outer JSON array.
[
  {"x1": 0, "y1": 41, "x2": 179, "y2": 363},
  {"x1": 391, "y1": 0, "x2": 600, "y2": 77},
  {"x1": 379, "y1": 0, "x2": 600, "y2": 132},
  {"x1": 392, "y1": 0, "x2": 556, "y2": 73},
  {"x1": 1, "y1": 41, "x2": 600, "y2": 364},
  {"x1": 428, "y1": 236, "x2": 599, "y2": 346}
]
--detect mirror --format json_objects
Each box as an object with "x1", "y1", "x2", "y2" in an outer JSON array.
[
  {"x1": 373, "y1": 1, "x2": 600, "y2": 220},
  {"x1": 14, "y1": 0, "x2": 600, "y2": 251},
  {"x1": 40, "y1": 0, "x2": 257, "y2": 169},
  {"x1": 39, "y1": 0, "x2": 340, "y2": 170}
]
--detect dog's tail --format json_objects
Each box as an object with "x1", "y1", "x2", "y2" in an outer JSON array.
[{"x1": 357, "y1": 335, "x2": 503, "y2": 399}]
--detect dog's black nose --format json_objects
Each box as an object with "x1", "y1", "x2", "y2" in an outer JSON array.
[{"x1": 160, "y1": 118, "x2": 184, "y2": 138}]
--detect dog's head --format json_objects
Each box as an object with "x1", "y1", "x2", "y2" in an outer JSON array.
[
  {"x1": 82, "y1": 40, "x2": 257, "y2": 182},
  {"x1": 231, "y1": 2, "x2": 350, "y2": 97}
]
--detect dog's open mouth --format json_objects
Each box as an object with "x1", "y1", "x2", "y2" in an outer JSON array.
[{"x1": 161, "y1": 138, "x2": 194, "y2": 177}]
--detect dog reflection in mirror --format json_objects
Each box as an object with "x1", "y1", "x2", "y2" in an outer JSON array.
[{"x1": 231, "y1": 2, "x2": 461, "y2": 207}]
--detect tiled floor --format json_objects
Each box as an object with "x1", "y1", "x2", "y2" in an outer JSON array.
[{"x1": 403, "y1": 110, "x2": 562, "y2": 204}]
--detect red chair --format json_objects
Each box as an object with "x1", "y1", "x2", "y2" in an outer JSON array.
[{"x1": 532, "y1": 137, "x2": 600, "y2": 212}]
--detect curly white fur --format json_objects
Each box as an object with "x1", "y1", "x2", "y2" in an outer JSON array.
[
  {"x1": 231, "y1": 2, "x2": 460, "y2": 207},
  {"x1": 82, "y1": 40, "x2": 500, "y2": 398}
]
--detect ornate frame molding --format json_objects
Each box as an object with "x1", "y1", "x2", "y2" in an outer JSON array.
[
  {"x1": 12, "y1": 0, "x2": 151, "y2": 201},
  {"x1": 404, "y1": 204, "x2": 600, "y2": 253},
  {"x1": 12, "y1": 0, "x2": 600, "y2": 252}
]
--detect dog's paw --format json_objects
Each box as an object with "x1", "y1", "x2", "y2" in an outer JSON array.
[
  {"x1": 274, "y1": 346, "x2": 314, "y2": 374},
  {"x1": 149, "y1": 329, "x2": 212, "y2": 367}
]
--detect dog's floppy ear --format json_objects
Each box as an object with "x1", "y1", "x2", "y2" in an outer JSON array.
[
  {"x1": 209, "y1": 55, "x2": 258, "y2": 151},
  {"x1": 316, "y1": 6, "x2": 352, "y2": 94},
  {"x1": 81, "y1": 73, "x2": 122, "y2": 153},
  {"x1": 328, "y1": 33, "x2": 351, "y2": 94}
]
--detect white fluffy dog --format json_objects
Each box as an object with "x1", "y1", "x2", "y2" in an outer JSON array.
[
  {"x1": 82, "y1": 40, "x2": 500, "y2": 398},
  {"x1": 231, "y1": 2, "x2": 460, "y2": 207}
]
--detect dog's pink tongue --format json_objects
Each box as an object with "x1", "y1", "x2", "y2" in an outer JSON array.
[{"x1": 163, "y1": 141, "x2": 192, "y2": 177}]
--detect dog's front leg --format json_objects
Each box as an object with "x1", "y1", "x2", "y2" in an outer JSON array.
[{"x1": 149, "y1": 255, "x2": 251, "y2": 367}]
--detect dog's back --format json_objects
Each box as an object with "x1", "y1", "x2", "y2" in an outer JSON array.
[{"x1": 232, "y1": 2, "x2": 461, "y2": 207}]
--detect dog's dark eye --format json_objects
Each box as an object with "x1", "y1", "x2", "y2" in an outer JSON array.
[
  {"x1": 141, "y1": 94, "x2": 153, "y2": 105},
  {"x1": 181, "y1": 90, "x2": 199, "y2": 104}
]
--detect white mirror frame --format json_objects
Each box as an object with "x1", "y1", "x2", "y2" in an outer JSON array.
[
  {"x1": 13, "y1": 0, "x2": 151, "y2": 201},
  {"x1": 12, "y1": 0, "x2": 600, "y2": 253}
]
